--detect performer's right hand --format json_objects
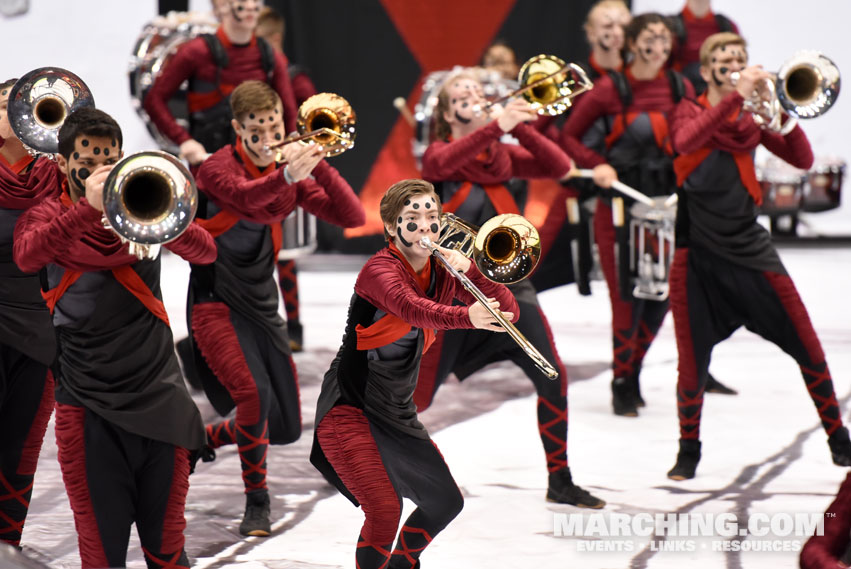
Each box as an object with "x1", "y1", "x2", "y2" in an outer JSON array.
[
  {"x1": 281, "y1": 142, "x2": 325, "y2": 183},
  {"x1": 179, "y1": 139, "x2": 209, "y2": 166},
  {"x1": 592, "y1": 163, "x2": 618, "y2": 189},
  {"x1": 469, "y1": 298, "x2": 514, "y2": 332},
  {"x1": 83, "y1": 165, "x2": 113, "y2": 212},
  {"x1": 496, "y1": 98, "x2": 539, "y2": 133},
  {"x1": 734, "y1": 65, "x2": 772, "y2": 100}
]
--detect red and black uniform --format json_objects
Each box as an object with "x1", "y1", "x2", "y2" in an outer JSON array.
[
  {"x1": 143, "y1": 26, "x2": 299, "y2": 152},
  {"x1": 417, "y1": 120, "x2": 573, "y2": 476},
  {"x1": 190, "y1": 141, "x2": 363, "y2": 496},
  {"x1": 801, "y1": 472, "x2": 851, "y2": 568},
  {"x1": 0, "y1": 155, "x2": 59, "y2": 547},
  {"x1": 669, "y1": 4, "x2": 739, "y2": 95},
  {"x1": 311, "y1": 243, "x2": 518, "y2": 569},
  {"x1": 13, "y1": 182, "x2": 215, "y2": 569},
  {"x1": 533, "y1": 54, "x2": 623, "y2": 294},
  {"x1": 561, "y1": 69, "x2": 694, "y2": 388},
  {"x1": 668, "y1": 92, "x2": 844, "y2": 445}
]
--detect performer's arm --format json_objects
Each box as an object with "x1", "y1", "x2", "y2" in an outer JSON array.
[
  {"x1": 460, "y1": 262, "x2": 520, "y2": 323},
  {"x1": 559, "y1": 78, "x2": 615, "y2": 167},
  {"x1": 800, "y1": 473, "x2": 851, "y2": 569},
  {"x1": 13, "y1": 198, "x2": 102, "y2": 273},
  {"x1": 296, "y1": 161, "x2": 366, "y2": 228},
  {"x1": 272, "y1": 52, "x2": 299, "y2": 135},
  {"x1": 197, "y1": 156, "x2": 297, "y2": 215},
  {"x1": 670, "y1": 92, "x2": 745, "y2": 154},
  {"x1": 760, "y1": 121, "x2": 814, "y2": 170},
  {"x1": 507, "y1": 122, "x2": 573, "y2": 178},
  {"x1": 163, "y1": 222, "x2": 217, "y2": 264},
  {"x1": 142, "y1": 41, "x2": 203, "y2": 146},
  {"x1": 421, "y1": 121, "x2": 505, "y2": 180}
]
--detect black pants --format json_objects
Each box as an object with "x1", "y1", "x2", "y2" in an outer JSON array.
[
  {"x1": 55, "y1": 403, "x2": 191, "y2": 569},
  {"x1": 670, "y1": 247, "x2": 843, "y2": 441},
  {"x1": 0, "y1": 344, "x2": 53, "y2": 547}
]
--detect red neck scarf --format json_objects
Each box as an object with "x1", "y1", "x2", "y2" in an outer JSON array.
[{"x1": 682, "y1": 4, "x2": 714, "y2": 23}]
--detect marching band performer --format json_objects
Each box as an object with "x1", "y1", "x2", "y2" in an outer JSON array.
[
  {"x1": 14, "y1": 107, "x2": 215, "y2": 569},
  {"x1": 311, "y1": 178, "x2": 517, "y2": 569},
  {"x1": 0, "y1": 79, "x2": 60, "y2": 548},
  {"x1": 415, "y1": 71, "x2": 604, "y2": 508},
  {"x1": 666, "y1": 32, "x2": 851, "y2": 480},
  {"x1": 188, "y1": 80, "x2": 364, "y2": 536}
]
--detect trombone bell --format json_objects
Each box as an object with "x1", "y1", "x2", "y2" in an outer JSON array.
[
  {"x1": 296, "y1": 92, "x2": 357, "y2": 156},
  {"x1": 777, "y1": 51, "x2": 840, "y2": 119},
  {"x1": 518, "y1": 55, "x2": 593, "y2": 116}
]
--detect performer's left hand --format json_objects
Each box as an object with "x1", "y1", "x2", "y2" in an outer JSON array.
[
  {"x1": 281, "y1": 142, "x2": 326, "y2": 182},
  {"x1": 437, "y1": 246, "x2": 472, "y2": 273},
  {"x1": 83, "y1": 165, "x2": 113, "y2": 212}
]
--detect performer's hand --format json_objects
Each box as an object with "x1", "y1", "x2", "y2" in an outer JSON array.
[
  {"x1": 179, "y1": 139, "x2": 209, "y2": 166},
  {"x1": 735, "y1": 65, "x2": 772, "y2": 100},
  {"x1": 496, "y1": 98, "x2": 539, "y2": 132},
  {"x1": 469, "y1": 298, "x2": 514, "y2": 332},
  {"x1": 436, "y1": 246, "x2": 471, "y2": 273},
  {"x1": 83, "y1": 165, "x2": 113, "y2": 212},
  {"x1": 281, "y1": 142, "x2": 325, "y2": 183},
  {"x1": 592, "y1": 163, "x2": 618, "y2": 189}
]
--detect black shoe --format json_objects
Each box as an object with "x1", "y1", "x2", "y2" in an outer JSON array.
[
  {"x1": 287, "y1": 320, "x2": 304, "y2": 353},
  {"x1": 546, "y1": 468, "x2": 606, "y2": 508},
  {"x1": 667, "y1": 439, "x2": 702, "y2": 481},
  {"x1": 188, "y1": 441, "x2": 216, "y2": 474},
  {"x1": 631, "y1": 373, "x2": 646, "y2": 408},
  {"x1": 829, "y1": 426, "x2": 851, "y2": 466},
  {"x1": 612, "y1": 377, "x2": 638, "y2": 417},
  {"x1": 388, "y1": 559, "x2": 420, "y2": 569},
  {"x1": 705, "y1": 373, "x2": 738, "y2": 395},
  {"x1": 239, "y1": 490, "x2": 271, "y2": 537}
]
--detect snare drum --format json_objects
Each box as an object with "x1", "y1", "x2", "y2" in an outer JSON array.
[
  {"x1": 277, "y1": 207, "x2": 317, "y2": 260},
  {"x1": 756, "y1": 161, "x2": 807, "y2": 215},
  {"x1": 628, "y1": 197, "x2": 676, "y2": 301},
  {"x1": 802, "y1": 156, "x2": 845, "y2": 212}
]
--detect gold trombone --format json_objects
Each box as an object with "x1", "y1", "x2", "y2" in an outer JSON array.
[
  {"x1": 474, "y1": 54, "x2": 593, "y2": 117},
  {"x1": 420, "y1": 212, "x2": 559, "y2": 380},
  {"x1": 264, "y1": 92, "x2": 356, "y2": 161}
]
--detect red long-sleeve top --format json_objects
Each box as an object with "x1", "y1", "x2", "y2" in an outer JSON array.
[
  {"x1": 801, "y1": 472, "x2": 851, "y2": 569},
  {"x1": 672, "y1": 5, "x2": 739, "y2": 72},
  {"x1": 422, "y1": 121, "x2": 572, "y2": 184},
  {"x1": 14, "y1": 192, "x2": 216, "y2": 274},
  {"x1": 196, "y1": 146, "x2": 365, "y2": 227},
  {"x1": 143, "y1": 29, "x2": 298, "y2": 145}
]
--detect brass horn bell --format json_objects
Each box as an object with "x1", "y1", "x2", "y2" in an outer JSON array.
[{"x1": 266, "y1": 92, "x2": 357, "y2": 158}]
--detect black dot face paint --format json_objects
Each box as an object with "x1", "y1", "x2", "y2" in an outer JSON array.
[
  {"x1": 93, "y1": 147, "x2": 100, "y2": 155},
  {"x1": 398, "y1": 216, "x2": 403, "y2": 223},
  {"x1": 274, "y1": 133, "x2": 282, "y2": 141},
  {"x1": 430, "y1": 197, "x2": 436, "y2": 203},
  {"x1": 412, "y1": 203, "x2": 420, "y2": 209},
  {"x1": 111, "y1": 139, "x2": 116, "y2": 147},
  {"x1": 249, "y1": 113, "x2": 255, "y2": 120},
  {"x1": 267, "y1": 116, "x2": 274, "y2": 123},
  {"x1": 406, "y1": 221, "x2": 418, "y2": 232},
  {"x1": 721, "y1": 45, "x2": 726, "y2": 52},
  {"x1": 719, "y1": 67, "x2": 729, "y2": 75},
  {"x1": 274, "y1": 108, "x2": 279, "y2": 114},
  {"x1": 711, "y1": 70, "x2": 725, "y2": 87},
  {"x1": 78, "y1": 167, "x2": 91, "y2": 179},
  {"x1": 425, "y1": 202, "x2": 431, "y2": 209},
  {"x1": 404, "y1": 199, "x2": 411, "y2": 206},
  {"x1": 430, "y1": 223, "x2": 439, "y2": 233},
  {"x1": 711, "y1": 57, "x2": 717, "y2": 64},
  {"x1": 451, "y1": 98, "x2": 457, "y2": 104},
  {"x1": 103, "y1": 148, "x2": 109, "y2": 156},
  {"x1": 73, "y1": 152, "x2": 79, "y2": 160},
  {"x1": 259, "y1": 118, "x2": 265, "y2": 124},
  {"x1": 1, "y1": 90, "x2": 6, "y2": 96},
  {"x1": 396, "y1": 226, "x2": 413, "y2": 247},
  {"x1": 251, "y1": 134, "x2": 259, "y2": 144},
  {"x1": 81, "y1": 139, "x2": 89, "y2": 147}
]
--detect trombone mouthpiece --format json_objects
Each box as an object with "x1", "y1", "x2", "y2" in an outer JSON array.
[{"x1": 419, "y1": 236, "x2": 432, "y2": 247}]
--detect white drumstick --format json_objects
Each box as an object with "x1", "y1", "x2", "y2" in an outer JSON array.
[
  {"x1": 664, "y1": 193, "x2": 678, "y2": 208},
  {"x1": 572, "y1": 169, "x2": 656, "y2": 207},
  {"x1": 393, "y1": 97, "x2": 416, "y2": 128}
]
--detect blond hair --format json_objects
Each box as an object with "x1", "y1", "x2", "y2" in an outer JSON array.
[
  {"x1": 230, "y1": 80, "x2": 281, "y2": 122},
  {"x1": 699, "y1": 32, "x2": 748, "y2": 68},
  {"x1": 256, "y1": 6, "x2": 285, "y2": 42},
  {"x1": 379, "y1": 179, "x2": 442, "y2": 241},
  {"x1": 432, "y1": 70, "x2": 478, "y2": 141}
]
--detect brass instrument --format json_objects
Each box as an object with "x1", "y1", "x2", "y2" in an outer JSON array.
[
  {"x1": 475, "y1": 54, "x2": 593, "y2": 117},
  {"x1": 265, "y1": 92, "x2": 356, "y2": 159},
  {"x1": 8, "y1": 67, "x2": 94, "y2": 156},
  {"x1": 733, "y1": 51, "x2": 840, "y2": 133},
  {"x1": 102, "y1": 151, "x2": 198, "y2": 260},
  {"x1": 426, "y1": 212, "x2": 558, "y2": 379}
]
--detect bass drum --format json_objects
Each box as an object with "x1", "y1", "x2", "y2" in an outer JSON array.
[
  {"x1": 756, "y1": 158, "x2": 807, "y2": 216},
  {"x1": 802, "y1": 156, "x2": 845, "y2": 213},
  {"x1": 278, "y1": 207, "x2": 318, "y2": 260},
  {"x1": 128, "y1": 11, "x2": 218, "y2": 154},
  {"x1": 412, "y1": 67, "x2": 518, "y2": 165}
]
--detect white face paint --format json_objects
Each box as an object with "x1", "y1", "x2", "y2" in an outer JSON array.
[
  {"x1": 385, "y1": 193, "x2": 440, "y2": 263},
  {"x1": 443, "y1": 77, "x2": 489, "y2": 132},
  {"x1": 703, "y1": 44, "x2": 748, "y2": 94},
  {"x1": 0, "y1": 87, "x2": 14, "y2": 140},
  {"x1": 631, "y1": 23, "x2": 673, "y2": 71},
  {"x1": 587, "y1": 7, "x2": 629, "y2": 53},
  {"x1": 232, "y1": 103, "x2": 285, "y2": 168}
]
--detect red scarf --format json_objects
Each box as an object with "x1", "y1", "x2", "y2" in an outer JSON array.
[
  {"x1": 356, "y1": 241, "x2": 436, "y2": 353},
  {"x1": 186, "y1": 27, "x2": 259, "y2": 112},
  {"x1": 605, "y1": 67, "x2": 672, "y2": 153},
  {"x1": 673, "y1": 93, "x2": 763, "y2": 204}
]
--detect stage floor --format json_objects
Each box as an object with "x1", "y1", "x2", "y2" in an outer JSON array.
[{"x1": 18, "y1": 244, "x2": 851, "y2": 569}]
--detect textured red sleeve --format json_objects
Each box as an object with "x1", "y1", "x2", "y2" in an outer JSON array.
[
  {"x1": 507, "y1": 123, "x2": 573, "y2": 179},
  {"x1": 296, "y1": 161, "x2": 365, "y2": 228},
  {"x1": 197, "y1": 151, "x2": 296, "y2": 216},
  {"x1": 355, "y1": 256, "x2": 473, "y2": 330},
  {"x1": 421, "y1": 121, "x2": 504, "y2": 181},
  {"x1": 13, "y1": 198, "x2": 103, "y2": 273},
  {"x1": 142, "y1": 40, "x2": 207, "y2": 146},
  {"x1": 272, "y1": 52, "x2": 299, "y2": 134},
  {"x1": 670, "y1": 92, "x2": 745, "y2": 154},
  {"x1": 800, "y1": 473, "x2": 851, "y2": 569},
  {"x1": 760, "y1": 121, "x2": 814, "y2": 170},
  {"x1": 559, "y1": 76, "x2": 617, "y2": 167},
  {"x1": 291, "y1": 72, "x2": 317, "y2": 107},
  {"x1": 163, "y1": 221, "x2": 217, "y2": 264},
  {"x1": 460, "y1": 262, "x2": 520, "y2": 322}
]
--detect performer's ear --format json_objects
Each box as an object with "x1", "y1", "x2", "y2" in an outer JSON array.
[
  {"x1": 56, "y1": 154, "x2": 68, "y2": 173},
  {"x1": 231, "y1": 118, "x2": 241, "y2": 137}
]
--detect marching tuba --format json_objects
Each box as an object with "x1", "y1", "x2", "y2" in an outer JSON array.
[
  {"x1": 423, "y1": 212, "x2": 559, "y2": 379},
  {"x1": 102, "y1": 151, "x2": 198, "y2": 260},
  {"x1": 264, "y1": 92, "x2": 357, "y2": 159},
  {"x1": 8, "y1": 67, "x2": 95, "y2": 156}
]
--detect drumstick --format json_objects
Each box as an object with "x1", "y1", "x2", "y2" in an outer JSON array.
[
  {"x1": 571, "y1": 169, "x2": 656, "y2": 207},
  {"x1": 393, "y1": 97, "x2": 417, "y2": 128},
  {"x1": 663, "y1": 193, "x2": 678, "y2": 208}
]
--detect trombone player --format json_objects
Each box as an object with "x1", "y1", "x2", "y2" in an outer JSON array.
[
  {"x1": 415, "y1": 70, "x2": 604, "y2": 508},
  {"x1": 666, "y1": 32, "x2": 851, "y2": 480}
]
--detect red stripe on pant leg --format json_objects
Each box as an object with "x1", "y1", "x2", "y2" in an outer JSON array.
[
  {"x1": 413, "y1": 330, "x2": 446, "y2": 412},
  {"x1": 55, "y1": 403, "x2": 110, "y2": 569},
  {"x1": 18, "y1": 369, "x2": 54, "y2": 476},
  {"x1": 669, "y1": 249, "x2": 703, "y2": 439},
  {"x1": 206, "y1": 419, "x2": 236, "y2": 448},
  {"x1": 533, "y1": 306, "x2": 569, "y2": 471},
  {"x1": 317, "y1": 406, "x2": 400, "y2": 562},
  {"x1": 191, "y1": 302, "x2": 262, "y2": 425},
  {"x1": 159, "y1": 447, "x2": 190, "y2": 558}
]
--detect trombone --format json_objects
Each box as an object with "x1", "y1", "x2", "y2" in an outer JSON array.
[
  {"x1": 422, "y1": 212, "x2": 559, "y2": 380},
  {"x1": 264, "y1": 92, "x2": 356, "y2": 161},
  {"x1": 474, "y1": 54, "x2": 593, "y2": 117}
]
